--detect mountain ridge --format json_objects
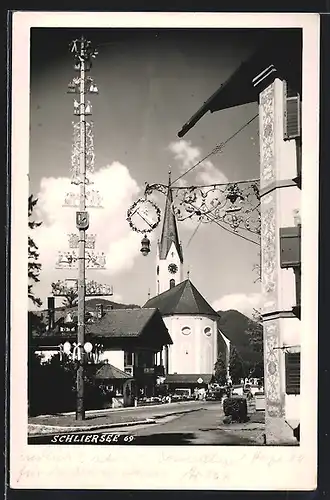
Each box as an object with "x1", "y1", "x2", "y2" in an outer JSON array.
[{"x1": 217, "y1": 308, "x2": 262, "y2": 364}]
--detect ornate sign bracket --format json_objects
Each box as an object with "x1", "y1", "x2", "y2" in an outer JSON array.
[{"x1": 141, "y1": 179, "x2": 261, "y2": 237}]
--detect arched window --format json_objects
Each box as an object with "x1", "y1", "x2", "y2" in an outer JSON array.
[
  {"x1": 156, "y1": 265, "x2": 159, "y2": 276},
  {"x1": 169, "y1": 279, "x2": 175, "y2": 289}
]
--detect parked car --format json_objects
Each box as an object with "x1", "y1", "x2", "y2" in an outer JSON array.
[
  {"x1": 171, "y1": 394, "x2": 183, "y2": 401},
  {"x1": 205, "y1": 392, "x2": 216, "y2": 401}
]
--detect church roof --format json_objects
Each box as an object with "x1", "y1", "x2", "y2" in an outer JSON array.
[
  {"x1": 143, "y1": 279, "x2": 218, "y2": 317},
  {"x1": 158, "y1": 172, "x2": 183, "y2": 263}
]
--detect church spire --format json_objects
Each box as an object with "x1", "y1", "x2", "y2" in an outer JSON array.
[{"x1": 158, "y1": 168, "x2": 183, "y2": 263}]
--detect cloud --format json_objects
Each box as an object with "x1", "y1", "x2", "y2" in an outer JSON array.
[
  {"x1": 33, "y1": 162, "x2": 143, "y2": 304},
  {"x1": 168, "y1": 139, "x2": 228, "y2": 185},
  {"x1": 111, "y1": 293, "x2": 123, "y2": 303},
  {"x1": 195, "y1": 159, "x2": 228, "y2": 185},
  {"x1": 212, "y1": 292, "x2": 262, "y2": 319},
  {"x1": 167, "y1": 140, "x2": 228, "y2": 234},
  {"x1": 169, "y1": 139, "x2": 200, "y2": 169}
]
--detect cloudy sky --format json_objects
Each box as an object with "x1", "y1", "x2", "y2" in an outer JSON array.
[{"x1": 29, "y1": 27, "x2": 263, "y2": 317}]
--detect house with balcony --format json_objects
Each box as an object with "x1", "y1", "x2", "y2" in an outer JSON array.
[{"x1": 30, "y1": 301, "x2": 173, "y2": 405}]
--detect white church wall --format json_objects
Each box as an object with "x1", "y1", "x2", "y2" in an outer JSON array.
[{"x1": 163, "y1": 315, "x2": 217, "y2": 374}]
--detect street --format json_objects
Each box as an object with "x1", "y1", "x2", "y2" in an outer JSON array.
[
  {"x1": 102, "y1": 403, "x2": 264, "y2": 445},
  {"x1": 29, "y1": 401, "x2": 265, "y2": 445}
]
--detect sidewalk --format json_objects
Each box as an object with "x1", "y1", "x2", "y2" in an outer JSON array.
[
  {"x1": 28, "y1": 401, "x2": 206, "y2": 436},
  {"x1": 216, "y1": 410, "x2": 266, "y2": 445}
]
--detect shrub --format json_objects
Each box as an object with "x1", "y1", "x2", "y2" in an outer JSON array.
[
  {"x1": 223, "y1": 396, "x2": 248, "y2": 422},
  {"x1": 28, "y1": 352, "x2": 108, "y2": 416}
]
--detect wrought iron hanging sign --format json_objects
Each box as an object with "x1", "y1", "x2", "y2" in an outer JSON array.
[
  {"x1": 126, "y1": 197, "x2": 161, "y2": 234},
  {"x1": 143, "y1": 180, "x2": 261, "y2": 236}
]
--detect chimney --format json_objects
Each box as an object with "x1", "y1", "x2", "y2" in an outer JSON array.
[
  {"x1": 95, "y1": 303, "x2": 104, "y2": 319},
  {"x1": 48, "y1": 297, "x2": 55, "y2": 330}
]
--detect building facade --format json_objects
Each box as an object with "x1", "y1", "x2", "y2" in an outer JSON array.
[
  {"x1": 145, "y1": 280, "x2": 219, "y2": 377},
  {"x1": 177, "y1": 30, "x2": 302, "y2": 443},
  {"x1": 31, "y1": 304, "x2": 173, "y2": 403},
  {"x1": 256, "y1": 74, "x2": 301, "y2": 444},
  {"x1": 145, "y1": 174, "x2": 223, "y2": 388}
]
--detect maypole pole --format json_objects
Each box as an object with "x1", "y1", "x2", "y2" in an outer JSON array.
[
  {"x1": 76, "y1": 35, "x2": 87, "y2": 421},
  {"x1": 54, "y1": 37, "x2": 112, "y2": 421}
]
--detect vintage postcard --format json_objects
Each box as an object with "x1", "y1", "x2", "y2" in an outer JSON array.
[{"x1": 10, "y1": 11, "x2": 319, "y2": 490}]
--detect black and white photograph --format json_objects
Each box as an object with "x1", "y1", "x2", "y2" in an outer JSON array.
[{"x1": 10, "y1": 11, "x2": 319, "y2": 490}]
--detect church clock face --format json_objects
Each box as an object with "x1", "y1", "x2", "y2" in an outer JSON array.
[{"x1": 168, "y1": 263, "x2": 178, "y2": 274}]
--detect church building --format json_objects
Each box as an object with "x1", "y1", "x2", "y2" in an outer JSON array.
[
  {"x1": 155, "y1": 172, "x2": 184, "y2": 295},
  {"x1": 144, "y1": 172, "x2": 222, "y2": 393}
]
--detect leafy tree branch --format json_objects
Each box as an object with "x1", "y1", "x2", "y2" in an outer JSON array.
[{"x1": 28, "y1": 195, "x2": 42, "y2": 307}]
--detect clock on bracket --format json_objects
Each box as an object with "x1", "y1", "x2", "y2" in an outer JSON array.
[{"x1": 168, "y1": 263, "x2": 178, "y2": 274}]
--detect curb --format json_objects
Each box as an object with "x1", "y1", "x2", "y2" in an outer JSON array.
[
  {"x1": 218, "y1": 425, "x2": 265, "y2": 431},
  {"x1": 28, "y1": 418, "x2": 157, "y2": 436},
  {"x1": 28, "y1": 407, "x2": 204, "y2": 437}
]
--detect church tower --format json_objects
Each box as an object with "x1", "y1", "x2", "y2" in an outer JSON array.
[{"x1": 156, "y1": 171, "x2": 183, "y2": 294}]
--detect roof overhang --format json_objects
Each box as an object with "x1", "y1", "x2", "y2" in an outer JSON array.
[{"x1": 177, "y1": 29, "x2": 302, "y2": 138}]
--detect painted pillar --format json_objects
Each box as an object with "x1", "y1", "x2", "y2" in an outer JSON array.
[{"x1": 259, "y1": 78, "x2": 301, "y2": 444}]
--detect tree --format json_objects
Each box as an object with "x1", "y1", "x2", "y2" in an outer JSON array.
[
  {"x1": 28, "y1": 195, "x2": 42, "y2": 307},
  {"x1": 229, "y1": 346, "x2": 246, "y2": 383},
  {"x1": 28, "y1": 352, "x2": 107, "y2": 416},
  {"x1": 246, "y1": 308, "x2": 263, "y2": 352},
  {"x1": 245, "y1": 308, "x2": 264, "y2": 379},
  {"x1": 51, "y1": 281, "x2": 78, "y2": 308},
  {"x1": 214, "y1": 351, "x2": 227, "y2": 385}
]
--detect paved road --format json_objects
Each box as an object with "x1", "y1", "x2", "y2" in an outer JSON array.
[
  {"x1": 121, "y1": 403, "x2": 263, "y2": 445},
  {"x1": 29, "y1": 402, "x2": 264, "y2": 445}
]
